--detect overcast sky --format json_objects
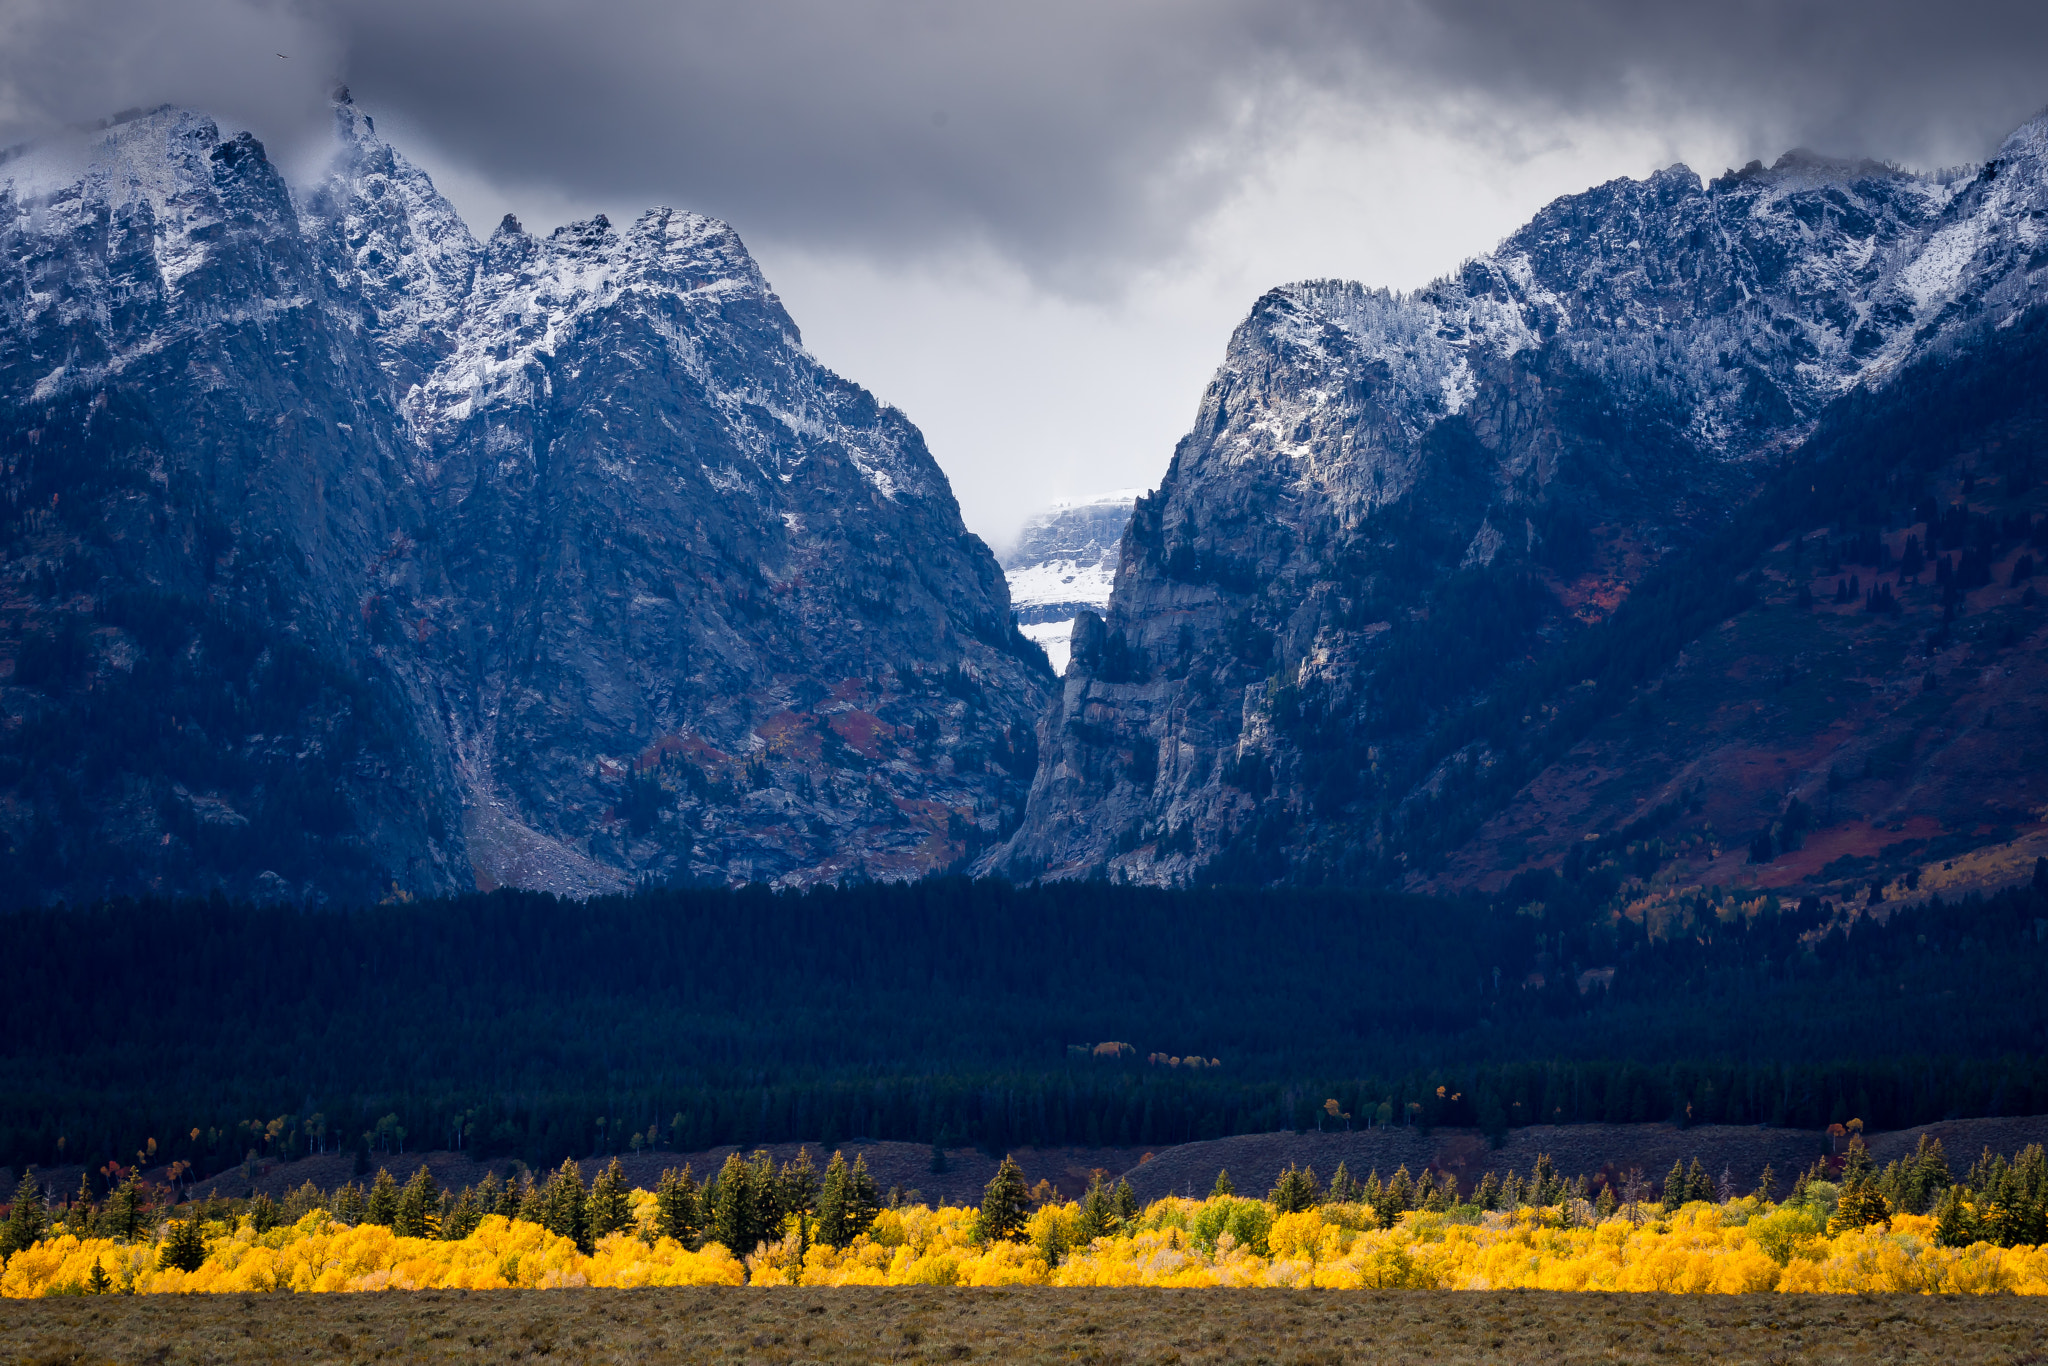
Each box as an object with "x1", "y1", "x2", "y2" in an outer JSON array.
[{"x1": 5, "y1": 1, "x2": 2046, "y2": 549}]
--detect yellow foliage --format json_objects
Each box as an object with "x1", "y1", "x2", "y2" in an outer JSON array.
[{"x1": 10, "y1": 1191, "x2": 2048, "y2": 1297}]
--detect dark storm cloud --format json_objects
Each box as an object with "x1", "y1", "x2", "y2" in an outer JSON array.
[{"x1": 4, "y1": 0, "x2": 2046, "y2": 278}]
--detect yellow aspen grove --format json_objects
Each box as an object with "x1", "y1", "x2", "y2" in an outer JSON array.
[{"x1": 9, "y1": 1183, "x2": 2048, "y2": 1296}]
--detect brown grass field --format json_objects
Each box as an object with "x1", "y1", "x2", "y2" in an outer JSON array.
[{"x1": 5, "y1": 1288, "x2": 2048, "y2": 1365}]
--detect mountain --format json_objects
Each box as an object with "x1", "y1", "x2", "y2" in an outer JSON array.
[
  {"x1": 1000, "y1": 489, "x2": 1140, "y2": 672},
  {"x1": 991, "y1": 116, "x2": 2048, "y2": 906},
  {"x1": 0, "y1": 97, "x2": 1051, "y2": 904}
]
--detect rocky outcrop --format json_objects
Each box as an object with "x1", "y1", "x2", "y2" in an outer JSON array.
[
  {"x1": 0, "y1": 98, "x2": 1050, "y2": 903},
  {"x1": 991, "y1": 119, "x2": 2048, "y2": 887}
]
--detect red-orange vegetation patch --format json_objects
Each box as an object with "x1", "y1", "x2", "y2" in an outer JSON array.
[
  {"x1": 829, "y1": 710, "x2": 892, "y2": 759},
  {"x1": 755, "y1": 709, "x2": 823, "y2": 764},
  {"x1": 635, "y1": 731, "x2": 731, "y2": 775},
  {"x1": 1743, "y1": 817, "x2": 1935, "y2": 890}
]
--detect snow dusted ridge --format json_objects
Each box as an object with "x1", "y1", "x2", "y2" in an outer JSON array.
[
  {"x1": 1001, "y1": 489, "x2": 1141, "y2": 674},
  {"x1": 0, "y1": 94, "x2": 1046, "y2": 902},
  {"x1": 1200, "y1": 126, "x2": 2048, "y2": 532},
  {"x1": 993, "y1": 111, "x2": 2048, "y2": 888}
]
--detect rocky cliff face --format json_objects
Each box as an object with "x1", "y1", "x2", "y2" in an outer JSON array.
[
  {"x1": 992, "y1": 118, "x2": 2048, "y2": 889},
  {"x1": 0, "y1": 98, "x2": 1050, "y2": 903}
]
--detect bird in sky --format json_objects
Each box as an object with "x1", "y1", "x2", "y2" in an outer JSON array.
[{"x1": 276, "y1": 53, "x2": 288, "y2": 59}]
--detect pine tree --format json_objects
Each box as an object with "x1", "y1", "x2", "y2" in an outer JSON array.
[
  {"x1": 1905, "y1": 1135, "x2": 1952, "y2": 1215},
  {"x1": 587, "y1": 1158, "x2": 633, "y2": 1243},
  {"x1": 157, "y1": 1218, "x2": 206, "y2": 1273},
  {"x1": 978, "y1": 1155, "x2": 1030, "y2": 1243},
  {"x1": 1755, "y1": 1164, "x2": 1777, "y2": 1203},
  {"x1": 1661, "y1": 1160, "x2": 1688, "y2": 1213},
  {"x1": 1685, "y1": 1157, "x2": 1714, "y2": 1205},
  {"x1": 656, "y1": 1165, "x2": 703, "y2": 1246},
  {"x1": 815, "y1": 1152, "x2": 851, "y2": 1248},
  {"x1": 1077, "y1": 1175, "x2": 1114, "y2": 1243},
  {"x1": 248, "y1": 1192, "x2": 283, "y2": 1234},
  {"x1": 1595, "y1": 1182, "x2": 1618, "y2": 1219},
  {"x1": 1362, "y1": 1171, "x2": 1383, "y2": 1210},
  {"x1": 1270, "y1": 1165, "x2": 1316, "y2": 1214},
  {"x1": 709, "y1": 1151, "x2": 758, "y2": 1254},
  {"x1": 1840, "y1": 1136, "x2": 1875, "y2": 1190},
  {"x1": 1327, "y1": 1162, "x2": 1354, "y2": 1203},
  {"x1": 1210, "y1": 1169, "x2": 1234, "y2": 1198},
  {"x1": 102, "y1": 1172, "x2": 145, "y2": 1242},
  {"x1": 86, "y1": 1260, "x2": 111, "y2": 1294},
  {"x1": 330, "y1": 1182, "x2": 365, "y2": 1226},
  {"x1": 443, "y1": 1185, "x2": 484, "y2": 1241},
  {"x1": 844, "y1": 1154, "x2": 881, "y2": 1243},
  {"x1": 541, "y1": 1159, "x2": 587, "y2": 1250},
  {"x1": 65, "y1": 1174, "x2": 95, "y2": 1237},
  {"x1": 778, "y1": 1148, "x2": 820, "y2": 1219},
  {"x1": 393, "y1": 1166, "x2": 440, "y2": 1238},
  {"x1": 747, "y1": 1150, "x2": 782, "y2": 1238},
  {"x1": 516, "y1": 1176, "x2": 545, "y2": 1226},
  {"x1": 1531, "y1": 1154, "x2": 1560, "y2": 1208},
  {"x1": 1499, "y1": 1171, "x2": 1524, "y2": 1209},
  {"x1": 2, "y1": 1171, "x2": 46, "y2": 1255},
  {"x1": 365, "y1": 1168, "x2": 401, "y2": 1227},
  {"x1": 1474, "y1": 1171, "x2": 1501, "y2": 1211},
  {"x1": 1934, "y1": 1184, "x2": 1979, "y2": 1248},
  {"x1": 1828, "y1": 1184, "x2": 1893, "y2": 1235},
  {"x1": 1114, "y1": 1178, "x2": 1139, "y2": 1227}
]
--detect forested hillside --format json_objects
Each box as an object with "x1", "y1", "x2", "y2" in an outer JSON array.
[{"x1": 7, "y1": 871, "x2": 2047, "y2": 1183}]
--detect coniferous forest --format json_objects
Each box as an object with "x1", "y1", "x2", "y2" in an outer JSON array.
[{"x1": 8, "y1": 869, "x2": 2048, "y2": 1182}]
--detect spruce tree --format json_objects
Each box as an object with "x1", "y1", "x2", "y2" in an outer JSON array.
[
  {"x1": 330, "y1": 1182, "x2": 365, "y2": 1226},
  {"x1": 1270, "y1": 1165, "x2": 1315, "y2": 1214},
  {"x1": 709, "y1": 1151, "x2": 758, "y2": 1254},
  {"x1": 86, "y1": 1260, "x2": 111, "y2": 1295},
  {"x1": 1474, "y1": 1171, "x2": 1501, "y2": 1211},
  {"x1": 1114, "y1": 1178, "x2": 1139, "y2": 1227},
  {"x1": 1840, "y1": 1136, "x2": 1875, "y2": 1190},
  {"x1": 157, "y1": 1218, "x2": 207, "y2": 1273},
  {"x1": 1661, "y1": 1160, "x2": 1688, "y2": 1213},
  {"x1": 779, "y1": 1148, "x2": 820, "y2": 1219},
  {"x1": 844, "y1": 1154, "x2": 881, "y2": 1243},
  {"x1": 1531, "y1": 1154, "x2": 1560, "y2": 1208},
  {"x1": 978, "y1": 1155, "x2": 1030, "y2": 1243},
  {"x1": 1210, "y1": 1169, "x2": 1234, "y2": 1198},
  {"x1": 656, "y1": 1165, "x2": 703, "y2": 1246},
  {"x1": 1595, "y1": 1182, "x2": 1618, "y2": 1219},
  {"x1": 1362, "y1": 1171, "x2": 1383, "y2": 1210},
  {"x1": 102, "y1": 1172, "x2": 145, "y2": 1241},
  {"x1": 394, "y1": 1166, "x2": 440, "y2": 1238},
  {"x1": 1934, "y1": 1184, "x2": 1978, "y2": 1248},
  {"x1": 516, "y1": 1176, "x2": 545, "y2": 1226},
  {"x1": 587, "y1": 1158, "x2": 633, "y2": 1243},
  {"x1": 444, "y1": 1185, "x2": 484, "y2": 1241},
  {"x1": 1685, "y1": 1157, "x2": 1714, "y2": 1205},
  {"x1": 365, "y1": 1168, "x2": 401, "y2": 1227},
  {"x1": 1755, "y1": 1164, "x2": 1777, "y2": 1203},
  {"x1": 815, "y1": 1152, "x2": 852, "y2": 1248},
  {"x1": 1076, "y1": 1176, "x2": 1112, "y2": 1244},
  {"x1": 1327, "y1": 1162, "x2": 1354, "y2": 1203},
  {"x1": 1905, "y1": 1135, "x2": 1952, "y2": 1215},
  {"x1": 67, "y1": 1174, "x2": 95, "y2": 1237},
  {"x1": 248, "y1": 1192, "x2": 283, "y2": 1234},
  {"x1": 748, "y1": 1150, "x2": 782, "y2": 1239},
  {"x1": 541, "y1": 1159, "x2": 587, "y2": 1249},
  {"x1": 2, "y1": 1171, "x2": 46, "y2": 1254}
]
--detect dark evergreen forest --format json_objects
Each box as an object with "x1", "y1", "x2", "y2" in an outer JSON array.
[{"x1": 10, "y1": 868, "x2": 2048, "y2": 1180}]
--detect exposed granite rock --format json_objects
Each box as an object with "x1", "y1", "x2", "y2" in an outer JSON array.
[
  {"x1": 0, "y1": 98, "x2": 1050, "y2": 903},
  {"x1": 990, "y1": 121, "x2": 2048, "y2": 887}
]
